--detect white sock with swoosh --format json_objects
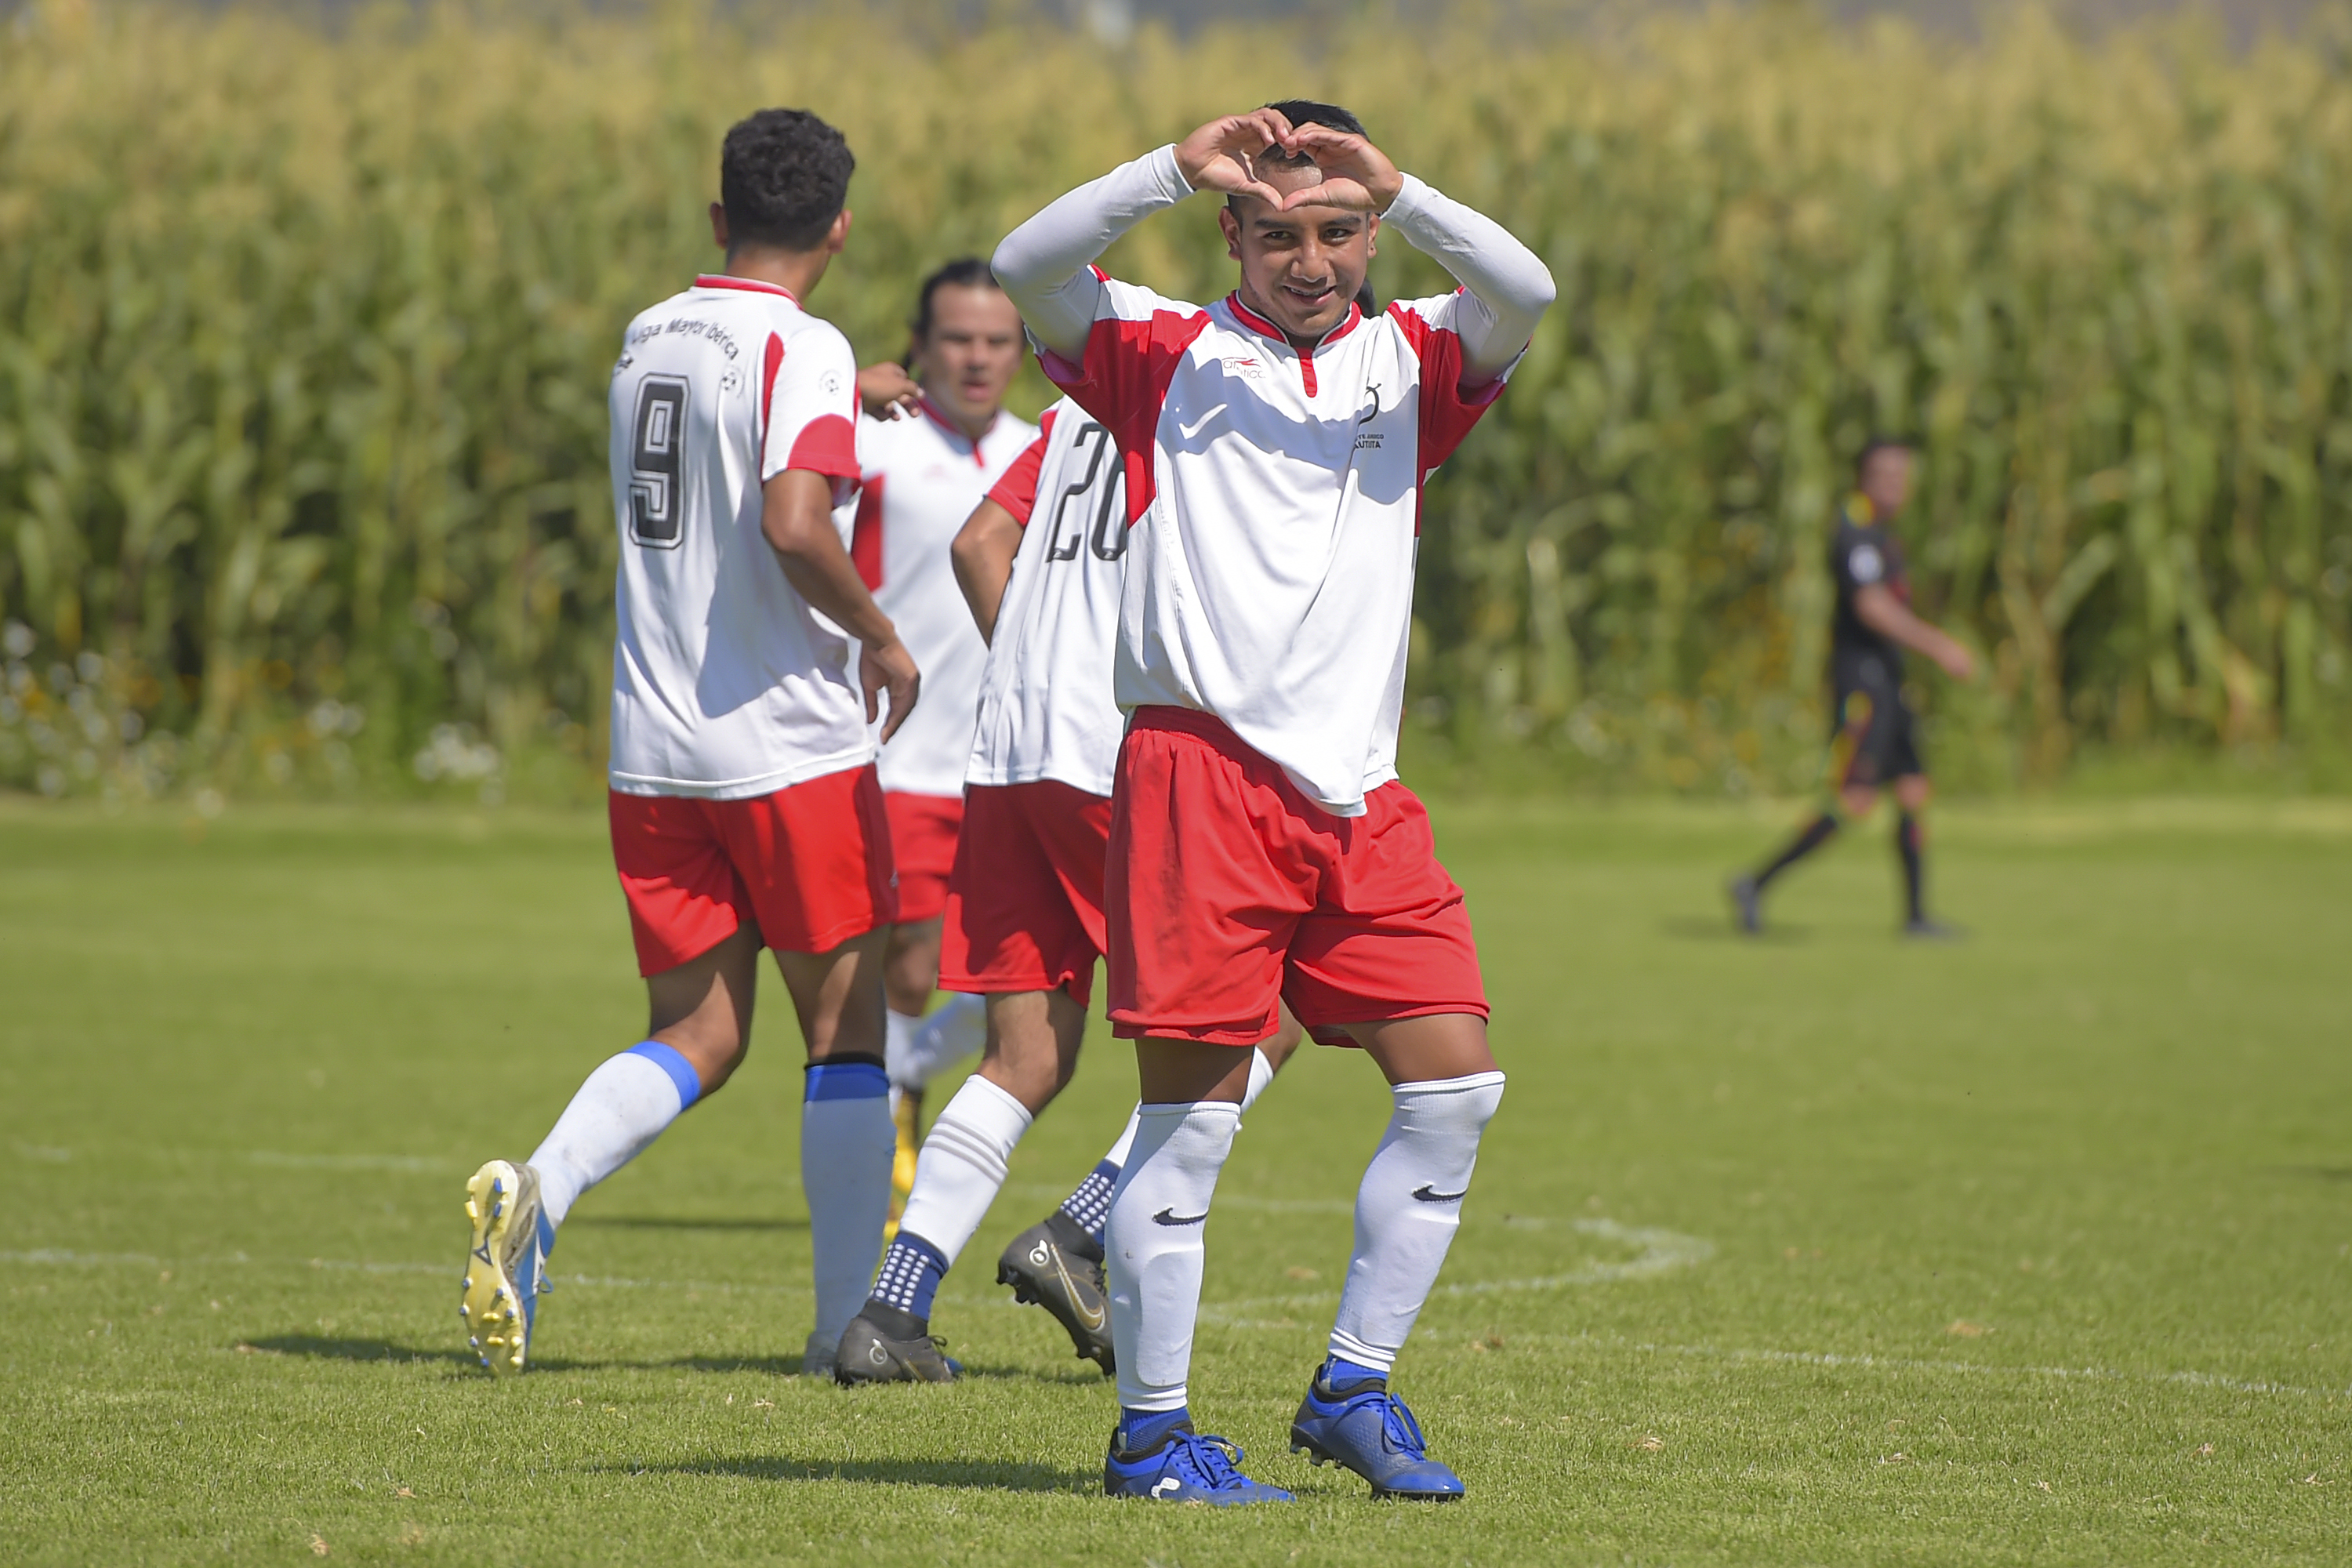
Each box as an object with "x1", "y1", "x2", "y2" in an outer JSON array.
[
  {"x1": 1326, "y1": 1071, "x2": 1506, "y2": 1374},
  {"x1": 1104, "y1": 1100, "x2": 1242, "y2": 1414}
]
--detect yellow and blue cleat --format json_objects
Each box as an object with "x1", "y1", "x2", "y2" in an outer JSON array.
[{"x1": 459, "y1": 1160, "x2": 550, "y2": 1376}]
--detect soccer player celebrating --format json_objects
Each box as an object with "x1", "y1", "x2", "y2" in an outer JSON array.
[
  {"x1": 1729, "y1": 438, "x2": 1976, "y2": 937},
  {"x1": 833, "y1": 394, "x2": 1301, "y2": 1385},
  {"x1": 844, "y1": 261, "x2": 1036, "y2": 1207},
  {"x1": 459, "y1": 108, "x2": 916, "y2": 1379},
  {"x1": 992, "y1": 103, "x2": 1553, "y2": 1502}
]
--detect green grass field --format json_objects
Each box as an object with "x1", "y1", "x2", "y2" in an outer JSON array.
[{"x1": 2, "y1": 796, "x2": 2347, "y2": 1564}]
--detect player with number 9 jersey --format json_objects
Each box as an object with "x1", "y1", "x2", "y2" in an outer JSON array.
[
  {"x1": 458, "y1": 110, "x2": 916, "y2": 1392},
  {"x1": 609, "y1": 279, "x2": 869, "y2": 807}
]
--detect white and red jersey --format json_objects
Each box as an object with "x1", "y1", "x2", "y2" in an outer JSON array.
[
  {"x1": 965, "y1": 398, "x2": 1131, "y2": 798},
  {"x1": 607, "y1": 275, "x2": 868, "y2": 800},
  {"x1": 842, "y1": 399, "x2": 1038, "y2": 798},
  {"x1": 1043, "y1": 282, "x2": 1510, "y2": 816},
  {"x1": 992, "y1": 147, "x2": 1552, "y2": 816}
]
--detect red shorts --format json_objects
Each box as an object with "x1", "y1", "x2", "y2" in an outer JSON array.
[
  {"x1": 884, "y1": 791, "x2": 964, "y2": 923},
  {"x1": 939, "y1": 780, "x2": 1114, "y2": 1007},
  {"x1": 608, "y1": 766, "x2": 896, "y2": 976},
  {"x1": 1105, "y1": 707, "x2": 1487, "y2": 1046}
]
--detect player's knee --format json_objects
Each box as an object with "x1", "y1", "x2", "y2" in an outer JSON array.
[{"x1": 660, "y1": 1025, "x2": 748, "y2": 1095}]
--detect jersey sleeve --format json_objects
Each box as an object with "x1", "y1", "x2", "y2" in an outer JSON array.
[
  {"x1": 1836, "y1": 532, "x2": 1888, "y2": 593},
  {"x1": 760, "y1": 322, "x2": 862, "y2": 487},
  {"x1": 1388, "y1": 294, "x2": 1515, "y2": 476},
  {"x1": 985, "y1": 407, "x2": 1058, "y2": 528},
  {"x1": 1037, "y1": 277, "x2": 1210, "y2": 522}
]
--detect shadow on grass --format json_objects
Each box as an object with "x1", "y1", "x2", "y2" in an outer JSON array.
[
  {"x1": 1660, "y1": 915, "x2": 1809, "y2": 943},
  {"x1": 568, "y1": 1215, "x2": 809, "y2": 1232},
  {"x1": 630, "y1": 1454, "x2": 1092, "y2": 1493},
  {"x1": 234, "y1": 1335, "x2": 473, "y2": 1367},
  {"x1": 236, "y1": 1339, "x2": 1105, "y2": 1387}
]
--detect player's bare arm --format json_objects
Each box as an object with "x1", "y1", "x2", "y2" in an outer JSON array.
[
  {"x1": 949, "y1": 497, "x2": 1022, "y2": 644},
  {"x1": 759, "y1": 467, "x2": 921, "y2": 739},
  {"x1": 1853, "y1": 584, "x2": 1976, "y2": 681},
  {"x1": 858, "y1": 361, "x2": 920, "y2": 420}
]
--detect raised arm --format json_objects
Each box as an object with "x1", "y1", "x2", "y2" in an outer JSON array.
[
  {"x1": 1286, "y1": 124, "x2": 1555, "y2": 383},
  {"x1": 993, "y1": 110, "x2": 1298, "y2": 362}
]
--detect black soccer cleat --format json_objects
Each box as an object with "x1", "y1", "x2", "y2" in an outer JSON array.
[
  {"x1": 996, "y1": 1219, "x2": 1114, "y2": 1374},
  {"x1": 833, "y1": 1313, "x2": 958, "y2": 1385},
  {"x1": 1727, "y1": 875, "x2": 1762, "y2": 935}
]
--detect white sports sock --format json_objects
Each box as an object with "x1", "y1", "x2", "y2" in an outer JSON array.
[
  {"x1": 1327, "y1": 1070, "x2": 1506, "y2": 1374},
  {"x1": 884, "y1": 1008, "x2": 921, "y2": 1091},
  {"x1": 800, "y1": 1060, "x2": 895, "y2": 1346},
  {"x1": 906, "y1": 993, "x2": 986, "y2": 1087},
  {"x1": 895, "y1": 1074, "x2": 1033, "y2": 1268},
  {"x1": 1105, "y1": 1101, "x2": 1242, "y2": 1414},
  {"x1": 1240, "y1": 1045, "x2": 1275, "y2": 1113},
  {"x1": 1099, "y1": 1106, "x2": 1142, "y2": 1170},
  {"x1": 528, "y1": 1041, "x2": 700, "y2": 1229}
]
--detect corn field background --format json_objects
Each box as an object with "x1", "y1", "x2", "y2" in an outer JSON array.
[{"x1": 2, "y1": 0, "x2": 2349, "y2": 805}]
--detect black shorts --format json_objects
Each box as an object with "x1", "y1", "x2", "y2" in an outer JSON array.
[{"x1": 1829, "y1": 664, "x2": 1922, "y2": 787}]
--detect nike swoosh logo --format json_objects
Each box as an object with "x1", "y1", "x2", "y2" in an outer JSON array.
[
  {"x1": 1411, "y1": 1185, "x2": 1467, "y2": 1204},
  {"x1": 1152, "y1": 1207, "x2": 1207, "y2": 1227},
  {"x1": 1176, "y1": 404, "x2": 1228, "y2": 441},
  {"x1": 1050, "y1": 1253, "x2": 1106, "y2": 1330}
]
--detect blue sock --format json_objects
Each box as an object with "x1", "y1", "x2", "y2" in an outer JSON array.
[
  {"x1": 869, "y1": 1233, "x2": 949, "y2": 1321},
  {"x1": 1117, "y1": 1405, "x2": 1192, "y2": 1454},
  {"x1": 1320, "y1": 1355, "x2": 1388, "y2": 1392},
  {"x1": 1058, "y1": 1159, "x2": 1121, "y2": 1243}
]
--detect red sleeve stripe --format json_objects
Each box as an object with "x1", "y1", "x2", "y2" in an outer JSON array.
[
  {"x1": 784, "y1": 413, "x2": 861, "y2": 480},
  {"x1": 1387, "y1": 303, "x2": 1509, "y2": 535},
  {"x1": 760, "y1": 332, "x2": 785, "y2": 449},
  {"x1": 849, "y1": 474, "x2": 886, "y2": 590},
  {"x1": 1041, "y1": 309, "x2": 1209, "y2": 524},
  {"x1": 986, "y1": 419, "x2": 1054, "y2": 528}
]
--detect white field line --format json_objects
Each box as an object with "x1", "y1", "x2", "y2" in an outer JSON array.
[
  {"x1": 4, "y1": 1245, "x2": 2337, "y2": 1399},
  {"x1": 1518, "y1": 1330, "x2": 2344, "y2": 1402}
]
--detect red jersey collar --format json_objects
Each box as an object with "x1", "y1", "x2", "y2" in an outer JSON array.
[
  {"x1": 1224, "y1": 292, "x2": 1363, "y2": 353},
  {"x1": 695, "y1": 274, "x2": 800, "y2": 303},
  {"x1": 918, "y1": 393, "x2": 996, "y2": 462}
]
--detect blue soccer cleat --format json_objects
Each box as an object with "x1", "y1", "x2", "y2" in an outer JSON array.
[
  {"x1": 459, "y1": 1160, "x2": 551, "y2": 1376},
  {"x1": 1103, "y1": 1420, "x2": 1294, "y2": 1504},
  {"x1": 1290, "y1": 1367, "x2": 1465, "y2": 1500}
]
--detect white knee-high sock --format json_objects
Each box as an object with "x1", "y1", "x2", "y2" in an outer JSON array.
[
  {"x1": 906, "y1": 993, "x2": 986, "y2": 1087},
  {"x1": 1327, "y1": 1071, "x2": 1505, "y2": 1374},
  {"x1": 529, "y1": 1041, "x2": 702, "y2": 1230},
  {"x1": 801, "y1": 1059, "x2": 895, "y2": 1345},
  {"x1": 1240, "y1": 1044, "x2": 1275, "y2": 1113},
  {"x1": 895, "y1": 1074, "x2": 1033, "y2": 1269},
  {"x1": 1063, "y1": 1046, "x2": 1269, "y2": 1247},
  {"x1": 884, "y1": 1009, "x2": 921, "y2": 1091},
  {"x1": 1105, "y1": 1101, "x2": 1242, "y2": 1414}
]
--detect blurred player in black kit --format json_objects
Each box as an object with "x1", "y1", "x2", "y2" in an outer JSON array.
[{"x1": 1731, "y1": 438, "x2": 1976, "y2": 937}]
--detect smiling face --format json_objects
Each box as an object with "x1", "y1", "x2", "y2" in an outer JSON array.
[
  {"x1": 1218, "y1": 156, "x2": 1376, "y2": 349},
  {"x1": 912, "y1": 282, "x2": 1025, "y2": 431}
]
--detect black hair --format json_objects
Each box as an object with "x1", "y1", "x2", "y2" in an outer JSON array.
[
  {"x1": 1265, "y1": 99, "x2": 1367, "y2": 140},
  {"x1": 1230, "y1": 100, "x2": 1373, "y2": 212},
  {"x1": 1354, "y1": 279, "x2": 1377, "y2": 317},
  {"x1": 1857, "y1": 434, "x2": 1915, "y2": 477},
  {"x1": 719, "y1": 108, "x2": 854, "y2": 252},
  {"x1": 910, "y1": 257, "x2": 1002, "y2": 340}
]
